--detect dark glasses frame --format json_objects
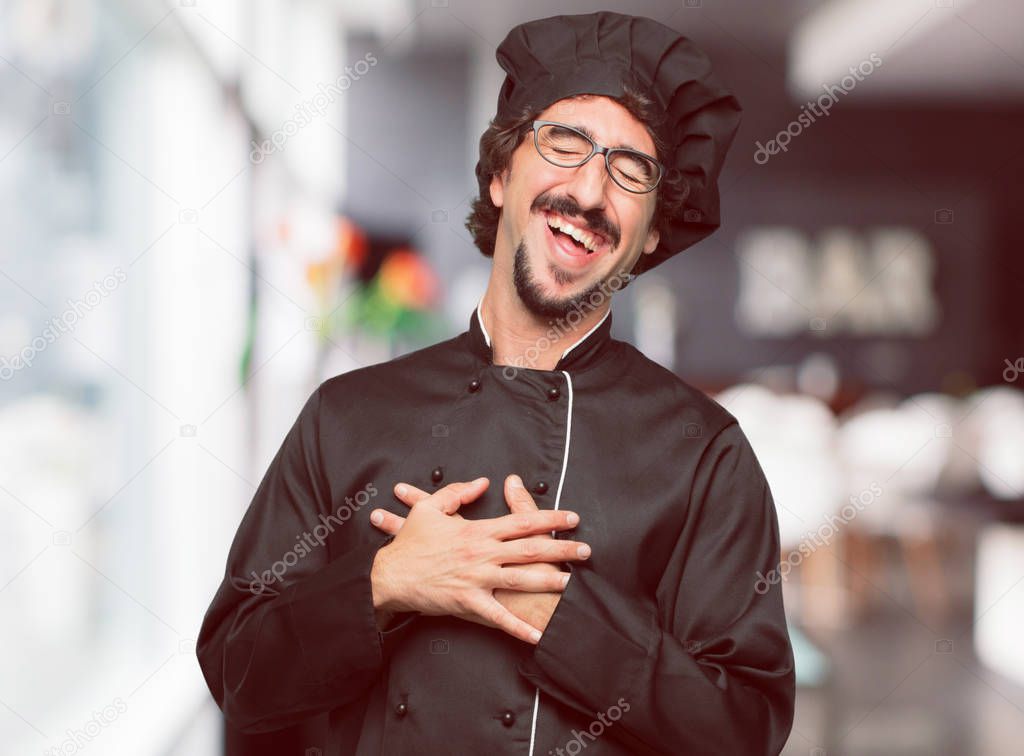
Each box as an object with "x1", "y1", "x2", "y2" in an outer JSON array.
[{"x1": 531, "y1": 120, "x2": 664, "y2": 194}]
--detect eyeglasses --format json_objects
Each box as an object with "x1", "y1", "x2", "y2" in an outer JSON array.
[{"x1": 531, "y1": 120, "x2": 663, "y2": 194}]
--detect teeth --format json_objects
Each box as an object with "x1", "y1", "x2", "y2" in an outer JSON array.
[{"x1": 546, "y1": 214, "x2": 600, "y2": 254}]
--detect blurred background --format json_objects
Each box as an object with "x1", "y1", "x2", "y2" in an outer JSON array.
[{"x1": 1, "y1": 0, "x2": 1022, "y2": 754}]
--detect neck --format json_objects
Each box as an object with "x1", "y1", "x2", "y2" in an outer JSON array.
[{"x1": 478, "y1": 285, "x2": 609, "y2": 371}]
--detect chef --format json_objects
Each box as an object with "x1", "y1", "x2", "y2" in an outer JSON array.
[{"x1": 198, "y1": 11, "x2": 795, "y2": 756}]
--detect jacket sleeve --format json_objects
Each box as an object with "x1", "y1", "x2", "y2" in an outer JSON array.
[
  {"x1": 517, "y1": 420, "x2": 795, "y2": 755},
  {"x1": 196, "y1": 384, "x2": 420, "y2": 733}
]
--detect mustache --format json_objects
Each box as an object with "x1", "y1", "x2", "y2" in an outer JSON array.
[{"x1": 533, "y1": 195, "x2": 619, "y2": 249}]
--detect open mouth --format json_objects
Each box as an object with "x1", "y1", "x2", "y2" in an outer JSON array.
[{"x1": 542, "y1": 211, "x2": 609, "y2": 265}]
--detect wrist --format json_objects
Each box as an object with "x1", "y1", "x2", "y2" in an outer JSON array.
[{"x1": 370, "y1": 543, "x2": 405, "y2": 614}]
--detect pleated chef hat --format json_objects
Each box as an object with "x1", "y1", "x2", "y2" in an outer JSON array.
[{"x1": 477, "y1": 11, "x2": 743, "y2": 276}]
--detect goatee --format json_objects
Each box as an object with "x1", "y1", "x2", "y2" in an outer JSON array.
[{"x1": 512, "y1": 238, "x2": 616, "y2": 320}]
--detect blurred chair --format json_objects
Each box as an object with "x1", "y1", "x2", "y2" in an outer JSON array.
[
  {"x1": 962, "y1": 387, "x2": 1024, "y2": 500},
  {"x1": 835, "y1": 393, "x2": 957, "y2": 626}
]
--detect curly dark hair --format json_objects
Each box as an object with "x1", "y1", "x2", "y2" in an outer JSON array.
[{"x1": 464, "y1": 86, "x2": 690, "y2": 275}]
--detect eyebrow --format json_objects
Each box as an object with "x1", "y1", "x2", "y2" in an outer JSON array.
[{"x1": 565, "y1": 122, "x2": 650, "y2": 155}]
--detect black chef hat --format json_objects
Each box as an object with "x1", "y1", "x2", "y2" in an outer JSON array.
[{"x1": 477, "y1": 11, "x2": 742, "y2": 276}]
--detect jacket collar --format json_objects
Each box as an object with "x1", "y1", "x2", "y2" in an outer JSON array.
[{"x1": 466, "y1": 296, "x2": 615, "y2": 373}]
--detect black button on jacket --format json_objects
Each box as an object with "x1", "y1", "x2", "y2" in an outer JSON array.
[{"x1": 197, "y1": 302, "x2": 796, "y2": 755}]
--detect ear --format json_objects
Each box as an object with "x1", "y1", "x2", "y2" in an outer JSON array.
[
  {"x1": 489, "y1": 170, "x2": 507, "y2": 208},
  {"x1": 642, "y1": 225, "x2": 660, "y2": 255}
]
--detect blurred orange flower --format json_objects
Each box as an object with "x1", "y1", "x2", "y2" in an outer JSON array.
[{"x1": 378, "y1": 248, "x2": 439, "y2": 310}]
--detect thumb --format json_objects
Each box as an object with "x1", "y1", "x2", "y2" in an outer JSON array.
[{"x1": 504, "y1": 474, "x2": 540, "y2": 514}]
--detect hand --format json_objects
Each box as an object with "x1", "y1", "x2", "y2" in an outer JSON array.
[
  {"x1": 492, "y1": 474, "x2": 575, "y2": 633},
  {"x1": 369, "y1": 477, "x2": 590, "y2": 644}
]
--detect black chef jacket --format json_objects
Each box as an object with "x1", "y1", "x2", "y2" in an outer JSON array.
[{"x1": 197, "y1": 301, "x2": 796, "y2": 755}]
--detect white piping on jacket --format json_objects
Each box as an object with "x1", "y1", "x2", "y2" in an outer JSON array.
[
  {"x1": 527, "y1": 369, "x2": 574, "y2": 756},
  {"x1": 477, "y1": 296, "x2": 492, "y2": 348},
  {"x1": 557, "y1": 310, "x2": 609, "y2": 360},
  {"x1": 475, "y1": 296, "x2": 609, "y2": 361}
]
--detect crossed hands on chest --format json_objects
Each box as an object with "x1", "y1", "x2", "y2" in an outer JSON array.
[{"x1": 368, "y1": 475, "x2": 590, "y2": 644}]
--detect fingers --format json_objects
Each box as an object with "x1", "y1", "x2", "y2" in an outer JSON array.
[
  {"x1": 434, "y1": 478, "x2": 490, "y2": 514},
  {"x1": 395, "y1": 477, "x2": 488, "y2": 515},
  {"x1": 392, "y1": 482, "x2": 431, "y2": 508},
  {"x1": 487, "y1": 509, "x2": 580, "y2": 540},
  {"x1": 504, "y1": 474, "x2": 539, "y2": 514},
  {"x1": 493, "y1": 565, "x2": 570, "y2": 593},
  {"x1": 369, "y1": 508, "x2": 405, "y2": 535},
  {"x1": 468, "y1": 594, "x2": 543, "y2": 644},
  {"x1": 499, "y1": 537, "x2": 591, "y2": 565}
]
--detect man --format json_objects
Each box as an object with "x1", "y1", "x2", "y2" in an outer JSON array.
[{"x1": 198, "y1": 11, "x2": 795, "y2": 756}]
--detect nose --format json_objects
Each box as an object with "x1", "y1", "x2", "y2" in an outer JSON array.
[{"x1": 563, "y1": 152, "x2": 609, "y2": 212}]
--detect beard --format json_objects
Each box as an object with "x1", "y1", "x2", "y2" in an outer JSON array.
[{"x1": 511, "y1": 237, "x2": 621, "y2": 321}]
